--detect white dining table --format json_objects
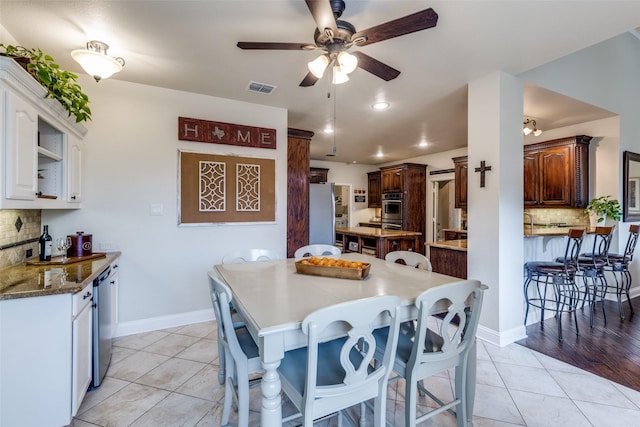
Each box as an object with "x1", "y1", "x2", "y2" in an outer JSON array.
[{"x1": 215, "y1": 252, "x2": 482, "y2": 427}]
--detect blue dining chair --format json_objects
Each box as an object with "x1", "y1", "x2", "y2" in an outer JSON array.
[
  {"x1": 207, "y1": 271, "x2": 262, "y2": 427},
  {"x1": 278, "y1": 295, "x2": 401, "y2": 427},
  {"x1": 372, "y1": 280, "x2": 486, "y2": 427}
]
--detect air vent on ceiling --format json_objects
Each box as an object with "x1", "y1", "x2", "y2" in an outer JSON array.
[{"x1": 247, "y1": 81, "x2": 276, "y2": 94}]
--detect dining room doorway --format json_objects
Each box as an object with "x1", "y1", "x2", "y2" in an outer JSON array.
[{"x1": 430, "y1": 176, "x2": 457, "y2": 242}]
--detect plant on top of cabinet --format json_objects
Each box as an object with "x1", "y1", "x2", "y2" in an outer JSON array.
[
  {"x1": 584, "y1": 195, "x2": 622, "y2": 224},
  {"x1": 0, "y1": 44, "x2": 91, "y2": 123}
]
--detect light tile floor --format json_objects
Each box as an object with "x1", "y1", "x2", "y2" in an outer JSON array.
[{"x1": 71, "y1": 321, "x2": 640, "y2": 427}]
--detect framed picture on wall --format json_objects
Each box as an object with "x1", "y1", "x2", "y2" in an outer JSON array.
[{"x1": 630, "y1": 177, "x2": 640, "y2": 212}]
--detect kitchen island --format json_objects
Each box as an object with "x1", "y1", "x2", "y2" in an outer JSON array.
[
  {"x1": 427, "y1": 239, "x2": 468, "y2": 279},
  {"x1": 336, "y1": 226, "x2": 422, "y2": 259}
]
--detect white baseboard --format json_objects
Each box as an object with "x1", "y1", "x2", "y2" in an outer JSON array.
[
  {"x1": 476, "y1": 324, "x2": 527, "y2": 347},
  {"x1": 115, "y1": 309, "x2": 215, "y2": 338}
]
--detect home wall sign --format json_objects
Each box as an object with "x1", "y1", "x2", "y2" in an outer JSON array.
[
  {"x1": 178, "y1": 117, "x2": 276, "y2": 149},
  {"x1": 179, "y1": 151, "x2": 275, "y2": 224}
]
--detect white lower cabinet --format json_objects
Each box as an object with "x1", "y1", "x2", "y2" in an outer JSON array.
[
  {"x1": 72, "y1": 287, "x2": 94, "y2": 416},
  {"x1": 0, "y1": 284, "x2": 93, "y2": 427}
]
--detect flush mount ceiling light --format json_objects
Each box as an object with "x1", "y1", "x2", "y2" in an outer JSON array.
[
  {"x1": 523, "y1": 118, "x2": 543, "y2": 136},
  {"x1": 372, "y1": 101, "x2": 390, "y2": 110},
  {"x1": 308, "y1": 51, "x2": 358, "y2": 84},
  {"x1": 71, "y1": 40, "x2": 125, "y2": 82}
]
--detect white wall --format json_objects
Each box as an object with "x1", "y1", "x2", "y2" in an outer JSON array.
[{"x1": 43, "y1": 77, "x2": 288, "y2": 335}]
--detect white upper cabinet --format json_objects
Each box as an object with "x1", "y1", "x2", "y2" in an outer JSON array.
[
  {"x1": 4, "y1": 89, "x2": 38, "y2": 200},
  {"x1": 0, "y1": 57, "x2": 87, "y2": 209}
]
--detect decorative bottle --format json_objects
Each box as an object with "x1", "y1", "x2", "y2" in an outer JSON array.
[{"x1": 39, "y1": 225, "x2": 52, "y2": 261}]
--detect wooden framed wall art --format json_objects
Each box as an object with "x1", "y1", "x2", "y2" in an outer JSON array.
[{"x1": 179, "y1": 150, "x2": 276, "y2": 224}]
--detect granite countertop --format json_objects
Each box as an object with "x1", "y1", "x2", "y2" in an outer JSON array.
[
  {"x1": 358, "y1": 221, "x2": 382, "y2": 227},
  {"x1": 442, "y1": 228, "x2": 467, "y2": 233},
  {"x1": 427, "y1": 239, "x2": 468, "y2": 252},
  {"x1": 336, "y1": 226, "x2": 421, "y2": 238},
  {"x1": 0, "y1": 252, "x2": 121, "y2": 301}
]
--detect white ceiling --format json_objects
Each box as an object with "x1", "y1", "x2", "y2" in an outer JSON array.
[{"x1": 0, "y1": 1, "x2": 635, "y2": 164}]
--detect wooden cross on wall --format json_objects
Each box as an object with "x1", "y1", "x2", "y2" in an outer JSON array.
[{"x1": 474, "y1": 161, "x2": 492, "y2": 188}]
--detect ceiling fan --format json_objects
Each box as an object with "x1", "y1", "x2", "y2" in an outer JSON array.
[{"x1": 237, "y1": 0, "x2": 438, "y2": 86}]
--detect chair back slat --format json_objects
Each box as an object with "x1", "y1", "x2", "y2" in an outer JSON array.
[
  {"x1": 300, "y1": 295, "x2": 401, "y2": 413},
  {"x1": 624, "y1": 224, "x2": 640, "y2": 262},
  {"x1": 294, "y1": 244, "x2": 341, "y2": 259},
  {"x1": 208, "y1": 271, "x2": 248, "y2": 365},
  {"x1": 410, "y1": 280, "x2": 485, "y2": 371},
  {"x1": 385, "y1": 250, "x2": 432, "y2": 271}
]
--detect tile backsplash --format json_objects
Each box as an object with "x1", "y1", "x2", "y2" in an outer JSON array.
[
  {"x1": 0, "y1": 209, "x2": 41, "y2": 269},
  {"x1": 524, "y1": 208, "x2": 589, "y2": 228}
]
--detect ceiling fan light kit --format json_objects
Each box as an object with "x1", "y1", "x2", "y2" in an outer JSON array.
[
  {"x1": 237, "y1": 0, "x2": 438, "y2": 87},
  {"x1": 71, "y1": 40, "x2": 124, "y2": 82}
]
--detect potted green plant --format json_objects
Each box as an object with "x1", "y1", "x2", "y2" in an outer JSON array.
[
  {"x1": 584, "y1": 195, "x2": 622, "y2": 226},
  {"x1": 0, "y1": 44, "x2": 91, "y2": 122}
]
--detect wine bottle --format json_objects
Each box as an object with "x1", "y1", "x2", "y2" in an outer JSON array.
[{"x1": 39, "y1": 225, "x2": 52, "y2": 261}]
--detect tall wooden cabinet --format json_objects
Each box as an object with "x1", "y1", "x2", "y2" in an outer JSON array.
[
  {"x1": 287, "y1": 128, "x2": 314, "y2": 258},
  {"x1": 452, "y1": 156, "x2": 468, "y2": 209},
  {"x1": 524, "y1": 135, "x2": 591, "y2": 208},
  {"x1": 378, "y1": 163, "x2": 427, "y2": 253},
  {"x1": 367, "y1": 171, "x2": 381, "y2": 208}
]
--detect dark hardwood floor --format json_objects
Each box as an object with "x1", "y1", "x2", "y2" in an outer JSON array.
[{"x1": 517, "y1": 296, "x2": 640, "y2": 391}]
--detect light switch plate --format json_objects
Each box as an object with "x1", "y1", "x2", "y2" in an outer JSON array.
[{"x1": 150, "y1": 203, "x2": 164, "y2": 216}]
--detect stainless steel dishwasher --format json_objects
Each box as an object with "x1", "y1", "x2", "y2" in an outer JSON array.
[{"x1": 91, "y1": 265, "x2": 113, "y2": 388}]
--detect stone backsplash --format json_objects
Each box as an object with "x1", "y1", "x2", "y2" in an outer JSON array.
[
  {"x1": 0, "y1": 210, "x2": 41, "y2": 269},
  {"x1": 524, "y1": 208, "x2": 590, "y2": 228}
]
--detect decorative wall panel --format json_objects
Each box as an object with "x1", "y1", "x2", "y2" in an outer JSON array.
[{"x1": 179, "y1": 151, "x2": 275, "y2": 224}]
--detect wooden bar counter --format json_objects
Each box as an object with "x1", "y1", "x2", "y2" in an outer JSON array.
[
  {"x1": 336, "y1": 227, "x2": 422, "y2": 259},
  {"x1": 427, "y1": 239, "x2": 468, "y2": 279}
]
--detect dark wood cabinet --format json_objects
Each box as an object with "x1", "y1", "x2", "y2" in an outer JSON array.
[
  {"x1": 429, "y1": 246, "x2": 467, "y2": 279},
  {"x1": 310, "y1": 167, "x2": 329, "y2": 184},
  {"x1": 367, "y1": 171, "x2": 381, "y2": 208},
  {"x1": 444, "y1": 230, "x2": 467, "y2": 240},
  {"x1": 378, "y1": 163, "x2": 427, "y2": 253},
  {"x1": 452, "y1": 156, "x2": 468, "y2": 209},
  {"x1": 524, "y1": 135, "x2": 591, "y2": 208},
  {"x1": 381, "y1": 167, "x2": 403, "y2": 193},
  {"x1": 287, "y1": 128, "x2": 314, "y2": 258}
]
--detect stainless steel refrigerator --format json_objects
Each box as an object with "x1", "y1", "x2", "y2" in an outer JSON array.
[{"x1": 309, "y1": 183, "x2": 336, "y2": 245}]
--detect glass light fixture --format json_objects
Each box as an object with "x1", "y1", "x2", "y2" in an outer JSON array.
[
  {"x1": 332, "y1": 65, "x2": 349, "y2": 84},
  {"x1": 337, "y1": 51, "x2": 357, "y2": 74},
  {"x1": 523, "y1": 118, "x2": 542, "y2": 136},
  {"x1": 71, "y1": 40, "x2": 125, "y2": 82},
  {"x1": 308, "y1": 54, "x2": 330, "y2": 78}
]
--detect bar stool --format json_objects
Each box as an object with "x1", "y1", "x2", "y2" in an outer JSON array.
[
  {"x1": 573, "y1": 226, "x2": 615, "y2": 327},
  {"x1": 601, "y1": 224, "x2": 639, "y2": 319},
  {"x1": 524, "y1": 228, "x2": 585, "y2": 341}
]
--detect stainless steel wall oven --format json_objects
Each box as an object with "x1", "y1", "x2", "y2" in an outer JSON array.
[{"x1": 382, "y1": 193, "x2": 403, "y2": 230}]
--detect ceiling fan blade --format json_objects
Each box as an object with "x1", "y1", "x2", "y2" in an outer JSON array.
[
  {"x1": 351, "y1": 51, "x2": 400, "y2": 81},
  {"x1": 237, "y1": 42, "x2": 312, "y2": 50},
  {"x1": 352, "y1": 8, "x2": 438, "y2": 47},
  {"x1": 305, "y1": 0, "x2": 338, "y2": 38},
  {"x1": 299, "y1": 71, "x2": 320, "y2": 87}
]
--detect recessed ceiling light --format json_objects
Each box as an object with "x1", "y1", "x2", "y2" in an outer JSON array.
[
  {"x1": 323, "y1": 126, "x2": 334, "y2": 134},
  {"x1": 376, "y1": 152, "x2": 384, "y2": 158},
  {"x1": 419, "y1": 141, "x2": 428, "y2": 147},
  {"x1": 372, "y1": 102, "x2": 390, "y2": 110}
]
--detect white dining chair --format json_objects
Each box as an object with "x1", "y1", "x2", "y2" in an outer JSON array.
[
  {"x1": 372, "y1": 280, "x2": 486, "y2": 427},
  {"x1": 208, "y1": 271, "x2": 263, "y2": 427},
  {"x1": 222, "y1": 248, "x2": 280, "y2": 264},
  {"x1": 385, "y1": 250, "x2": 432, "y2": 271},
  {"x1": 294, "y1": 244, "x2": 341, "y2": 259},
  {"x1": 217, "y1": 249, "x2": 279, "y2": 384},
  {"x1": 277, "y1": 295, "x2": 401, "y2": 427}
]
